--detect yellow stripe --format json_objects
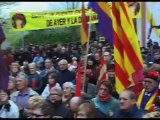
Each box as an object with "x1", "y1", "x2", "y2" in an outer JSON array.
[
  {"x1": 81, "y1": 26, "x2": 87, "y2": 45},
  {"x1": 145, "y1": 92, "x2": 157, "y2": 110},
  {"x1": 137, "y1": 89, "x2": 145, "y2": 106},
  {"x1": 115, "y1": 76, "x2": 125, "y2": 94},
  {"x1": 124, "y1": 51, "x2": 135, "y2": 75},
  {"x1": 122, "y1": 2, "x2": 135, "y2": 28},
  {"x1": 98, "y1": 65, "x2": 107, "y2": 81},
  {"x1": 114, "y1": 46, "x2": 125, "y2": 72},
  {"x1": 120, "y1": 3, "x2": 143, "y2": 66},
  {"x1": 98, "y1": 2, "x2": 112, "y2": 18},
  {"x1": 114, "y1": 2, "x2": 143, "y2": 76},
  {"x1": 137, "y1": 89, "x2": 157, "y2": 110}
]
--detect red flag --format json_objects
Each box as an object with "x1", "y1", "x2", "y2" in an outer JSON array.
[
  {"x1": 75, "y1": 62, "x2": 82, "y2": 96},
  {"x1": 81, "y1": 2, "x2": 89, "y2": 46}
]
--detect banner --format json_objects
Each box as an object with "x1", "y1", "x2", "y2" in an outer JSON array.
[{"x1": 10, "y1": 8, "x2": 98, "y2": 31}]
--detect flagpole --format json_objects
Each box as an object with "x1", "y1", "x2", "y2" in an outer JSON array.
[
  {"x1": 141, "y1": 2, "x2": 146, "y2": 47},
  {"x1": 82, "y1": 7, "x2": 92, "y2": 92}
]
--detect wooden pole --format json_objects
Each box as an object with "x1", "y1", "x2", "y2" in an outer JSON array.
[
  {"x1": 82, "y1": 8, "x2": 92, "y2": 92},
  {"x1": 141, "y1": 2, "x2": 146, "y2": 47}
]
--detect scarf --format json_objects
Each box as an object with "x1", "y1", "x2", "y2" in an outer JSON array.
[
  {"x1": 49, "y1": 83, "x2": 56, "y2": 89},
  {"x1": 99, "y1": 95, "x2": 111, "y2": 102}
]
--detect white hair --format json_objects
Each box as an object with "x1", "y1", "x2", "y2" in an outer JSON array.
[
  {"x1": 29, "y1": 63, "x2": 36, "y2": 68},
  {"x1": 50, "y1": 84, "x2": 62, "y2": 95},
  {"x1": 63, "y1": 82, "x2": 75, "y2": 92}
]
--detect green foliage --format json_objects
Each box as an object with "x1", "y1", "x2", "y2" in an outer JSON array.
[
  {"x1": 2, "y1": 17, "x2": 81, "y2": 48},
  {"x1": 24, "y1": 26, "x2": 81, "y2": 46}
]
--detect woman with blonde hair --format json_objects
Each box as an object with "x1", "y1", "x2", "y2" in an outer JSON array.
[{"x1": 28, "y1": 95, "x2": 45, "y2": 118}]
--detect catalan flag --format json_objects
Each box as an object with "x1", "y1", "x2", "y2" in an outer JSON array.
[
  {"x1": 112, "y1": 2, "x2": 143, "y2": 94},
  {"x1": 88, "y1": 2, "x2": 113, "y2": 45},
  {"x1": 81, "y1": 2, "x2": 89, "y2": 46},
  {"x1": 97, "y1": 56, "x2": 108, "y2": 83},
  {"x1": 0, "y1": 23, "x2": 9, "y2": 90}
]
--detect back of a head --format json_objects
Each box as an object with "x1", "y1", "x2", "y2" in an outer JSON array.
[
  {"x1": 32, "y1": 101, "x2": 54, "y2": 118},
  {"x1": 70, "y1": 96, "x2": 84, "y2": 105},
  {"x1": 77, "y1": 102, "x2": 98, "y2": 118},
  {"x1": 29, "y1": 95, "x2": 45, "y2": 108},
  {"x1": 70, "y1": 96, "x2": 84, "y2": 112}
]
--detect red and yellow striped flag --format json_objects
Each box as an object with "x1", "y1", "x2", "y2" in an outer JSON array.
[
  {"x1": 112, "y1": 2, "x2": 143, "y2": 94},
  {"x1": 98, "y1": 56, "x2": 108, "y2": 83},
  {"x1": 81, "y1": 2, "x2": 89, "y2": 46}
]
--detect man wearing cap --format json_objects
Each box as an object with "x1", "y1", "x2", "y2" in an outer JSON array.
[{"x1": 137, "y1": 71, "x2": 160, "y2": 112}]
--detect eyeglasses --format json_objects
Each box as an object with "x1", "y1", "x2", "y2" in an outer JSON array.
[
  {"x1": 30, "y1": 113, "x2": 45, "y2": 118},
  {"x1": 59, "y1": 64, "x2": 67, "y2": 66},
  {"x1": 50, "y1": 93, "x2": 60, "y2": 96}
]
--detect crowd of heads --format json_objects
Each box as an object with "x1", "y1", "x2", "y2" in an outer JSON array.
[{"x1": 1, "y1": 38, "x2": 160, "y2": 118}]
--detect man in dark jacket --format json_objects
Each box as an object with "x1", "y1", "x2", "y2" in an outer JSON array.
[
  {"x1": 28, "y1": 63, "x2": 43, "y2": 94},
  {"x1": 47, "y1": 85, "x2": 72, "y2": 118},
  {"x1": 57, "y1": 59, "x2": 76, "y2": 87},
  {"x1": 113, "y1": 89, "x2": 145, "y2": 118}
]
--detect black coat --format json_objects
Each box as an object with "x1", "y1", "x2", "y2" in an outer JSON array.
[
  {"x1": 57, "y1": 69, "x2": 76, "y2": 87},
  {"x1": 28, "y1": 72, "x2": 43, "y2": 94},
  {"x1": 47, "y1": 100, "x2": 72, "y2": 118}
]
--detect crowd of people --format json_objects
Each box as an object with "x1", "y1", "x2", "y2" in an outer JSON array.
[{"x1": 1, "y1": 39, "x2": 160, "y2": 118}]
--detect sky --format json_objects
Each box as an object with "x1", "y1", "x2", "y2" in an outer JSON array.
[{"x1": 0, "y1": 2, "x2": 88, "y2": 19}]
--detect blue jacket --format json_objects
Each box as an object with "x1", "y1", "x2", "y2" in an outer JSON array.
[{"x1": 113, "y1": 104, "x2": 145, "y2": 118}]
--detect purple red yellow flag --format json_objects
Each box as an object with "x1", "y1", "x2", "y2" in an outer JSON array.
[
  {"x1": 0, "y1": 23, "x2": 9, "y2": 90},
  {"x1": 88, "y1": 2, "x2": 113, "y2": 45}
]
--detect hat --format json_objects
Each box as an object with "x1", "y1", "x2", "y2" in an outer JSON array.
[{"x1": 144, "y1": 71, "x2": 159, "y2": 81}]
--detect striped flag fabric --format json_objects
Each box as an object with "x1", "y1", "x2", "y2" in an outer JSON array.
[
  {"x1": 112, "y1": 2, "x2": 143, "y2": 94},
  {"x1": 75, "y1": 62, "x2": 82, "y2": 96},
  {"x1": 81, "y1": 2, "x2": 89, "y2": 46},
  {"x1": 0, "y1": 23, "x2": 9, "y2": 90},
  {"x1": 97, "y1": 56, "x2": 108, "y2": 83},
  {"x1": 88, "y1": 2, "x2": 113, "y2": 45}
]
